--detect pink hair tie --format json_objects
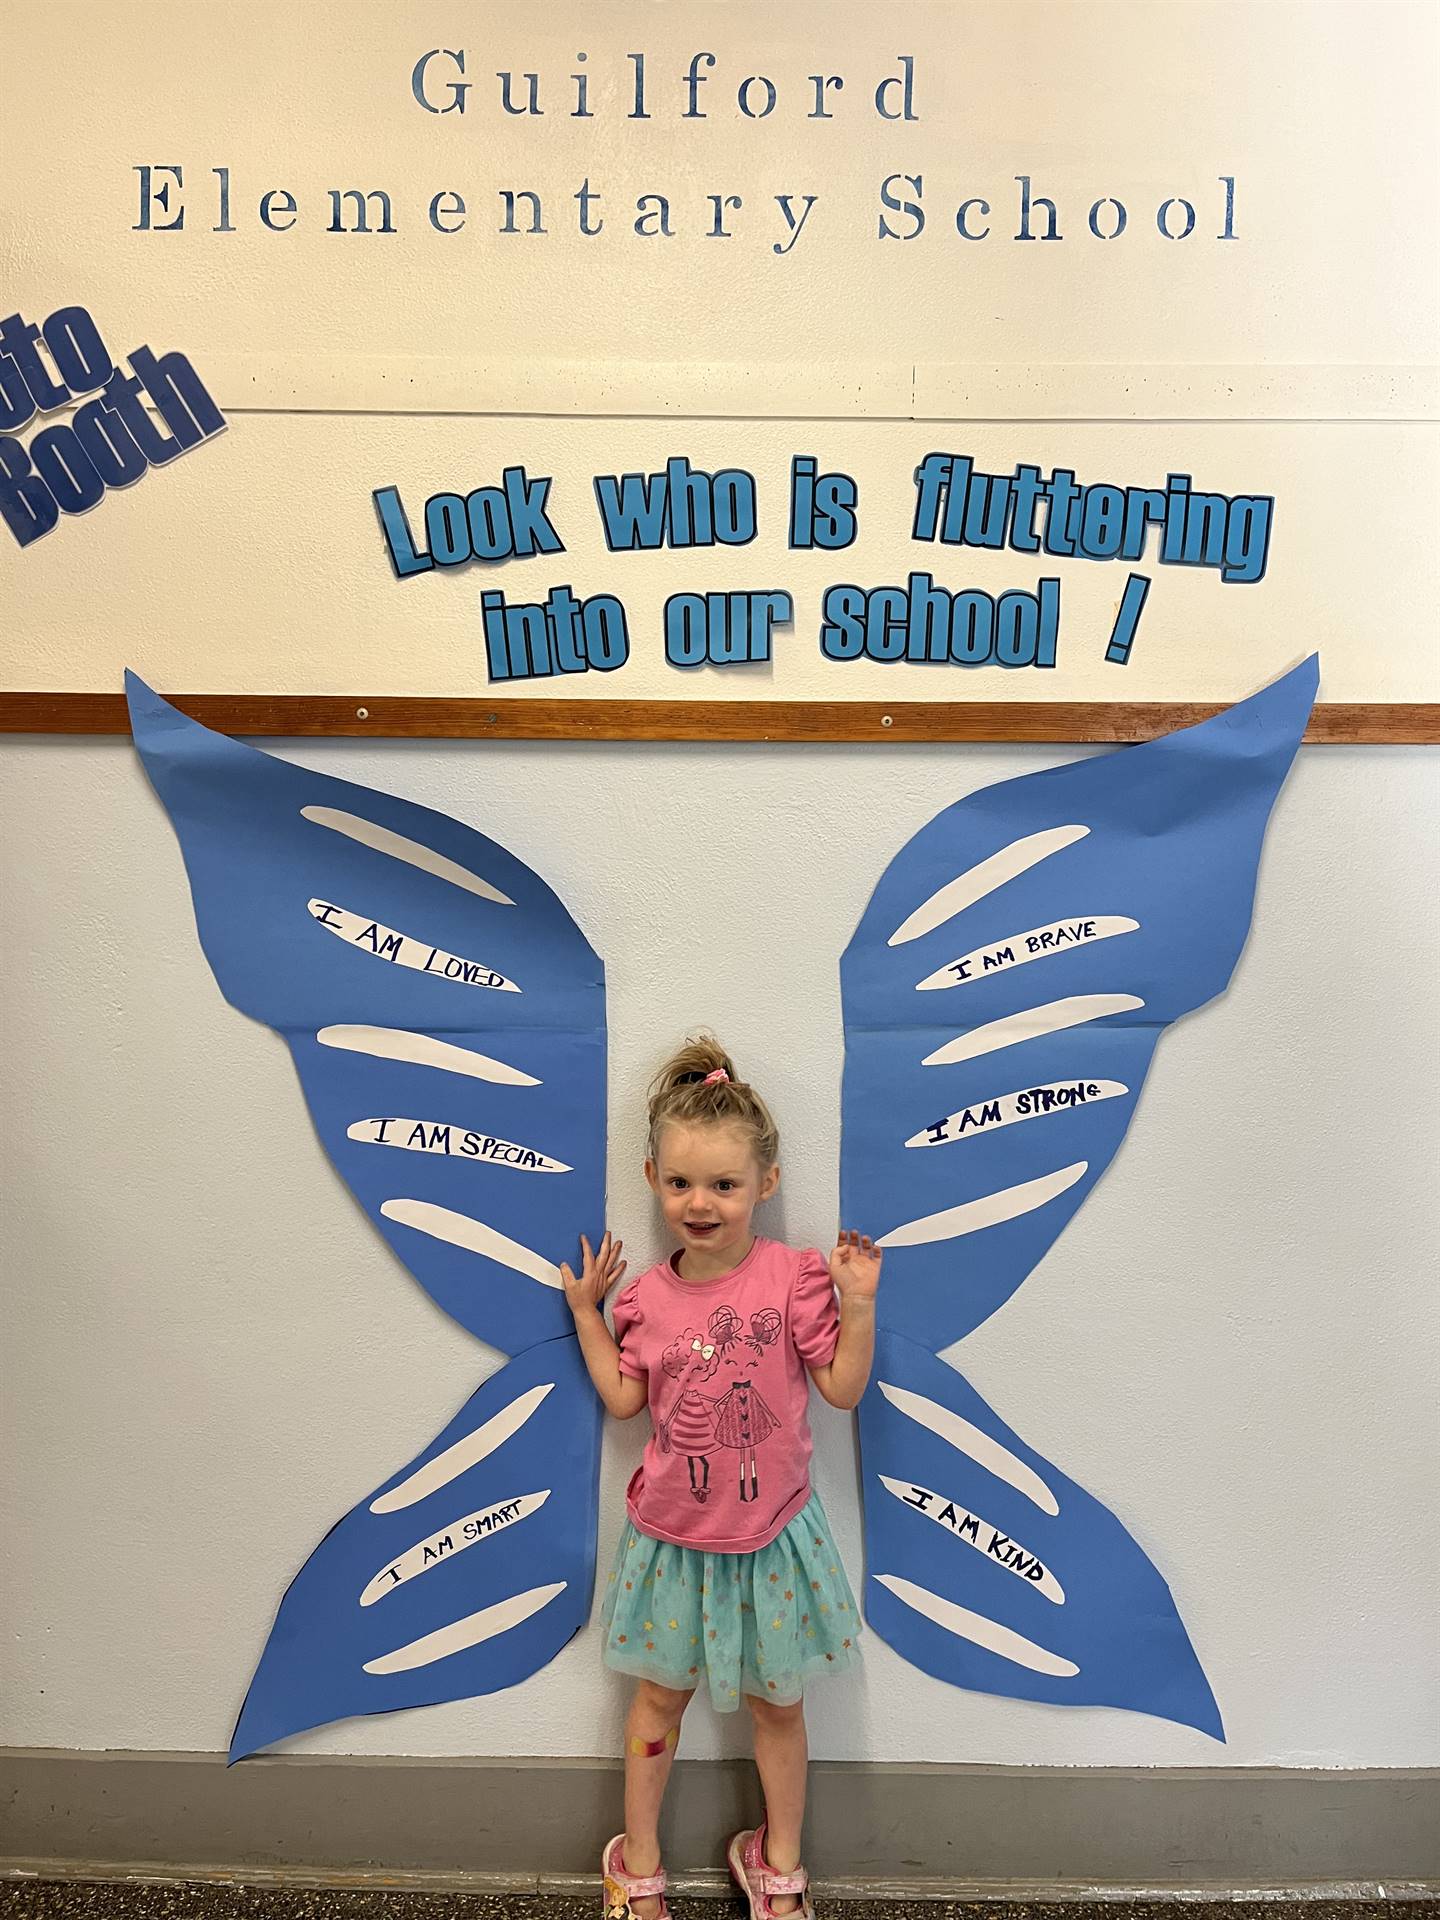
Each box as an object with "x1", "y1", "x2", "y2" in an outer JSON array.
[{"x1": 702, "y1": 1068, "x2": 730, "y2": 1085}]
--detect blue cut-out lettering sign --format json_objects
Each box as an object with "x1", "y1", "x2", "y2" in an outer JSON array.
[{"x1": 0, "y1": 307, "x2": 225, "y2": 548}]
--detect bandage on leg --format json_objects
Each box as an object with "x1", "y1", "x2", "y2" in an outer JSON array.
[{"x1": 628, "y1": 1725, "x2": 680, "y2": 1758}]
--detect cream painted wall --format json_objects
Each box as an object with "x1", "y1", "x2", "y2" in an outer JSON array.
[
  {"x1": 3, "y1": 1, "x2": 1438, "y2": 700},
  {"x1": 3, "y1": 736, "x2": 1437, "y2": 1767},
  {"x1": 10, "y1": 3, "x2": 1436, "y2": 371}
]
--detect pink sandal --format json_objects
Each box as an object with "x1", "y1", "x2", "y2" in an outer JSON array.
[
  {"x1": 602, "y1": 1834, "x2": 670, "y2": 1920},
  {"x1": 727, "y1": 1820, "x2": 814, "y2": 1920}
]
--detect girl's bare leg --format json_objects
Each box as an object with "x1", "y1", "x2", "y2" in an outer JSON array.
[
  {"x1": 622, "y1": 1679, "x2": 694, "y2": 1918},
  {"x1": 745, "y1": 1693, "x2": 809, "y2": 1917}
]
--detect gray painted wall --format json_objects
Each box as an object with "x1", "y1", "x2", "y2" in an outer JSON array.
[{"x1": 3, "y1": 1751, "x2": 1439, "y2": 1891}]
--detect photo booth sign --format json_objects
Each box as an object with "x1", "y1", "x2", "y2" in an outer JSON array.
[{"x1": 2, "y1": 0, "x2": 1436, "y2": 736}]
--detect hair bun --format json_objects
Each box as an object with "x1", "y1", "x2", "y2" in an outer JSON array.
[
  {"x1": 660, "y1": 1034, "x2": 738, "y2": 1092},
  {"x1": 647, "y1": 1033, "x2": 778, "y2": 1168}
]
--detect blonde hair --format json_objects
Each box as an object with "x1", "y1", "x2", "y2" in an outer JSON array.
[{"x1": 646, "y1": 1034, "x2": 780, "y2": 1170}]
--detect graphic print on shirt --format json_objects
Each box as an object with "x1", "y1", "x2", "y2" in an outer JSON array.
[
  {"x1": 707, "y1": 1305, "x2": 784, "y2": 1503},
  {"x1": 658, "y1": 1329, "x2": 722, "y2": 1501}
]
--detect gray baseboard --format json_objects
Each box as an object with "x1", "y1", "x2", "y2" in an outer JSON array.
[{"x1": 1, "y1": 1751, "x2": 1437, "y2": 1896}]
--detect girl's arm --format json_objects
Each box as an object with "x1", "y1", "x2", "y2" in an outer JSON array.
[
  {"x1": 809, "y1": 1230, "x2": 881, "y2": 1411},
  {"x1": 560, "y1": 1232, "x2": 650, "y2": 1420}
]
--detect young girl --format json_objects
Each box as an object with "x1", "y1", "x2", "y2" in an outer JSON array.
[{"x1": 561, "y1": 1037, "x2": 881, "y2": 1920}]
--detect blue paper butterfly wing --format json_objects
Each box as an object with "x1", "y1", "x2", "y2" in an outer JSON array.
[
  {"x1": 126, "y1": 671, "x2": 603, "y2": 1356},
  {"x1": 126, "y1": 674, "x2": 607, "y2": 1752},
  {"x1": 842, "y1": 658, "x2": 1317, "y2": 1353},
  {"x1": 230, "y1": 1336, "x2": 601, "y2": 1760},
  {"x1": 283, "y1": 1022, "x2": 604, "y2": 1356},
  {"x1": 859, "y1": 1331, "x2": 1223, "y2": 1739},
  {"x1": 843, "y1": 660, "x2": 1316, "y2": 1734}
]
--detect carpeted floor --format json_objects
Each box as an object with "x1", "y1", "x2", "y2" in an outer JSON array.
[{"x1": 0, "y1": 1888, "x2": 1421, "y2": 1920}]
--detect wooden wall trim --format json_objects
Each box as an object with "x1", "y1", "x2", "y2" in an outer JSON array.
[{"x1": 0, "y1": 692, "x2": 1434, "y2": 744}]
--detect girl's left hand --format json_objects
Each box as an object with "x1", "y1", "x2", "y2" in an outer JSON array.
[{"x1": 829, "y1": 1228, "x2": 882, "y2": 1301}]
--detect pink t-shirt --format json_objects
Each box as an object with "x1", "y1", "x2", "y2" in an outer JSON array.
[{"x1": 611, "y1": 1236, "x2": 841, "y2": 1554}]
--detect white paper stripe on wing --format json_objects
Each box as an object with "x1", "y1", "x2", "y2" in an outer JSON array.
[
  {"x1": 888, "y1": 826, "x2": 1089, "y2": 947},
  {"x1": 906, "y1": 1081, "x2": 1127, "y2": 1148},
  {"x1": 877, "y1": 1475, "x2": 1064, "y2": 1602},
  {"x1": 308, "y1": 901, "x2": 520, "y2": 992},
  {"x1": 317, "y1": 1026, "x2": 541, "y2": 1087},
  {"x1": 916, "y1": 917, "x2": 1138, "y2": 992},
  {"x1": 362, "y1": 1582, "x2": 567, "y2": 1674},
  {"x1": 877, "y1": 1381, "x2": 1060, "y2": 1515},
  {"x1": 301, "y1": 806, "x2": 515, "y2": 905},
  {"x1": 921, "y1": 994, "x2": 1145, "y2": 1067},
  {"x1": 877, "y1": 1162, "x2": 1087, "y2": 1250},
  {"x1": 380, "y1": 1199, "x2": 564, "y2": 1289},
  {"x1": 875, "y1": 1574, "x2": 1078, "y2": 1676},
  {"x1": 370, "y1": 1383, "x2": 554, "y2": 1514},
  {"x1": 360, "y1": 1490, "x2": 550, "y2": 1604},
  {"x1": 348, "y1": 1118, "x2": 569, "y2": 1173}
]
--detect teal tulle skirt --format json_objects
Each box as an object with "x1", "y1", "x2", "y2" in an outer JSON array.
[{"x1": 599, "y1": 1489, "x2": 862, "y2": 1711}]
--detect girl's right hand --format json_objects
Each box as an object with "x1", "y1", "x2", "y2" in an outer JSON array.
[{"x1": 559, "y1": 1230, "x2": 627, "y2": 1318}]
